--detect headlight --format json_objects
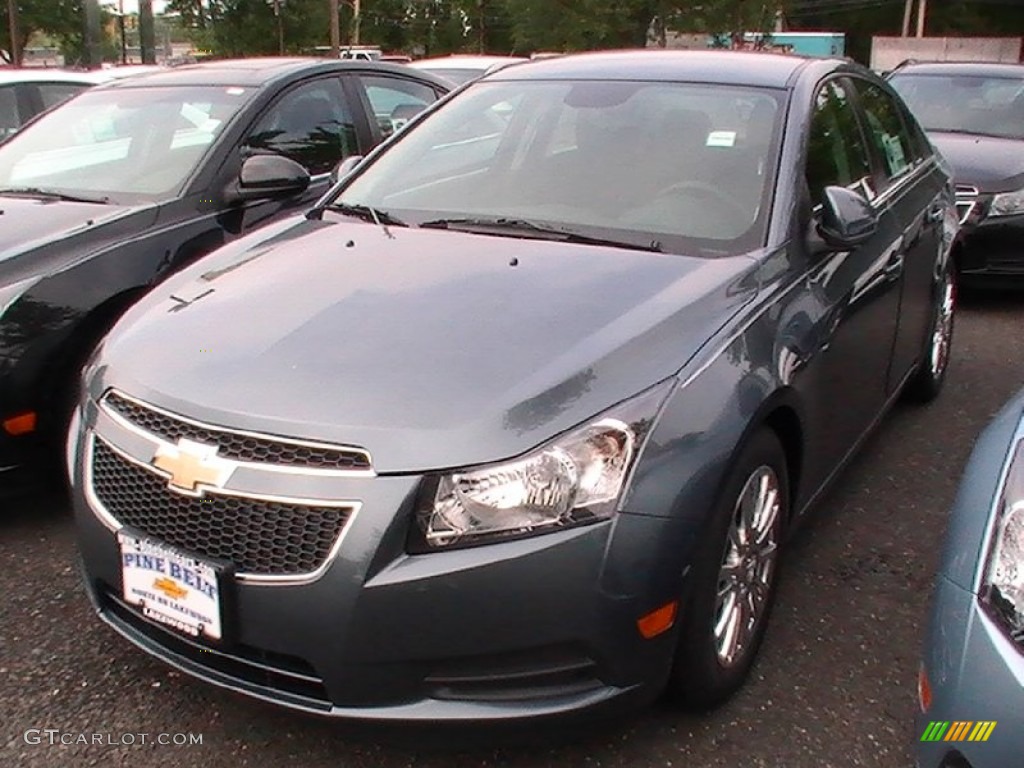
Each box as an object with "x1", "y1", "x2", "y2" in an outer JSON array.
[
  {"x1": 990, "y1": 188, "x2": 1024, "y2": 218},
  {"x1": 981, "y1": 440, "x2": 1024, "y2": 644},
  {"x1": 412, "y1": 381, "x2": 672, "y2": 550},
  {"x1": 0, "y1": 276, "x2": 39, "y2": 318}
]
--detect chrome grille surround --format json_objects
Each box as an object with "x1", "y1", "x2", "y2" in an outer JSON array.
[
  {"x1": 89, "y1": 437, "x2": 356, "y2": 580},
  {"x1": 102, "y1": 390, "x2": 373, "y2": 473},
  {"x1": 85, "y1": 390, "x2": 365, "y2": 585}
]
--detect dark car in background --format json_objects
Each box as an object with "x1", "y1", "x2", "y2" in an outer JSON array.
[
  {"x1": 0, "y1": 57, "x2": 448, "y2": 482},
  {"x1": 889, "y1": 62, "x2": 1024, "y2": 283},
  {"x1": 916, "y1": 387, "x2": 1024, "y2": 768},
  {"x1": 74, "y1": 50, "x2": 957, "y2": 723}
]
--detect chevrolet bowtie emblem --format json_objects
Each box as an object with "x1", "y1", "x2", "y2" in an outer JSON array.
[
  {"x1": 153, "y1": 577, "x2": 188, "y2": 601},
  {"x1": 152, "y1": 438, "x2": 235, "y2": 495}
]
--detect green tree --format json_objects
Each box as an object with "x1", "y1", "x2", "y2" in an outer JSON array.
[{"x1": 1, "y1": 0, "x2": 120, "y2": 65}]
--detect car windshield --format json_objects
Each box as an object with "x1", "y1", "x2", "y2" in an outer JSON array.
[
  {"x1": 889, "y1": 73, "x2": 1024, "y2": 140},
  {"x1": 332, "y1": 79, "x2": 784, "y2": 257},
  {"x1": 0, "y1": 85, "x2": 254, "y2": 204}
]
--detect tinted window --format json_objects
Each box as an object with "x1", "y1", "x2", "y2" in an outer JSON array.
[
  {"x1": 856, "y1": 81, "x2": 917, "y2": 184},
  {"x1": 805, "y1": 80, "x2": 874, "y2": 207},
  {"x1": 359, "y1": 75, "x2": 438, "y2": 139},
  {"x1": 336, "y1": 80, "x2": 784, "y2": 256},
  {"x1": 0, "y1": 86, "x2": 20, "y2": 139},
  {"x1": 889, "y1": 73, "x2": 1024, "y2": 140},
  {"x1": 245, "y1": 78, "x2": 357, "y2": 175},
  {"x1": 37, "y1": 82, "x2": 88, "y2": 110}
]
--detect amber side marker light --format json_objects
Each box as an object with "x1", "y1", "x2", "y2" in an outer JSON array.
[
  {"x1": 3, "y1": 411, "x2": 37, "y2": 436},
  {"x1": 918, "y1": 664, "x2": 933, "y2": 713},
  {"x1": 637, "y1": 601, "x2": 678, "y2": 639}
]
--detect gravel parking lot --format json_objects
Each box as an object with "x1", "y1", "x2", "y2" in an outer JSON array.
[{"x1": 4, "y1": 293, "x2": 1024, "y2": 768}]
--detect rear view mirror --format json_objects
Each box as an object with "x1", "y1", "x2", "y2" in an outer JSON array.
[
  {"x1": 330, "y1": 155, "x2": 364, "y2": 186},
  {"x1": 815, "y1": 185, "x2": 878, "y2": 250},
  {"x1": 230, "y1": 154, "x2": 311, "y2": 202}
]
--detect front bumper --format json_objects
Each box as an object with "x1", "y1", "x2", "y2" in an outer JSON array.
[
  {"x1": 73, "y1": 395, "x2": 688, "y2": 722},
  {"x1": 957, "y1": 212, "x2": 1024, "y2": 280},
  {"x1": 915, "y1": 576, "x2": 1024, "y2": 768}
]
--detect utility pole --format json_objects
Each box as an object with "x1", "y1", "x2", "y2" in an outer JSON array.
[
  {"x1": 901, "y1": 0, "x2": 913, "y2": 37},
  {"x1": 273, "y1": 0, "x2": 284, "y2": 54},
  {"x1": 139, "y1": 0, "x2": 156, "y2": 63},
  {"x1": 118, "y1": 0, "x2": 127, "y2": 63},
  {"x1": 83, "y1": 0, "x2": 103, "y2": 68},
  {"x1": 916, "y1": 0, "x2": 928, "y2": 38},
  {"x1": 329, "y1": 0, "x2": 339, "y2": 57},
  {"x1": 6, "y1": 0, "x2": 20, "y2": 66},
  {"x1": 352, "y1": 0, "x2": 361, "y2": 46}
]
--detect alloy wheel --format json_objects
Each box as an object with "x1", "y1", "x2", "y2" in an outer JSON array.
[{"x1": 713, "y1": 465, "x2": 782, "y2": 667}]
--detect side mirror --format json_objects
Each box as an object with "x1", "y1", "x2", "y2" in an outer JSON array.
[
  {"x1": 814, "y1": 185, "x2": 878, "y2": 251},
  {"x1": 330, "y1": 155, "x2": 364, "y2": 186},
  {"x1": 231, "y1": 154, "x2": 311, "y2": 202}
]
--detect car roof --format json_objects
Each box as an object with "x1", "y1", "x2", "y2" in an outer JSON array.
[
  {"x1": 0, "y1": 68, "x2": 113, "y2": 85},
  {"x1": 95, "y1": 57, "x2": 451, "y2": 90},
  {"x1": 483, "y1": 49, "x2": 815, "y2": 89},
  {"x1": 890, "y1": 61, "x2": 1024, "y2": 78},
  {"x1": 409, "y1": 55, "x2": 529, "y2": 70}
]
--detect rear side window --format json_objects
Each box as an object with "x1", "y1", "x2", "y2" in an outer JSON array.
[
  {"x1": 0, "y1": 85, "x2": 20, "y2": 139},
  {"x1": 358, "y1": 75, "x2": 439, "y2": 140},
  {"x1": 37, "y1": 82, "x2": 88, "y2": 111},
  {"x1": 805, "y1": 80, "x2": 874, "y2": 207},
  {"x1": 854, "y1": 81, "x2": 919, "y2": 186}
]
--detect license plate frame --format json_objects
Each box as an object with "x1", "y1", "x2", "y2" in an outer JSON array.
[{"x1": 117, "y1": 529, "x2": 232, "y2": 643}]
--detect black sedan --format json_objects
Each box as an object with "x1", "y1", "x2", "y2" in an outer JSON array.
[
  {"x1": 889, "y1": 61, "x2": 1024, "y2": 283},
  {"x1": 74, "y1": 50, "x2": 957, "y2": 722},
  {"x1": 0, "y1": 57, "x2": 448, "y2": 480}
]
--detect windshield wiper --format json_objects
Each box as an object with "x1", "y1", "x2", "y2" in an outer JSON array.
[
  {"x1": 0, "y1": 186, "x2": 111, "y2": 204},
  {"x1": 329, "y1": 202, "x2": 407, "y2": 228},
  {"x1": 418, "y1": 217, "x2": 663, "y2": 253}
]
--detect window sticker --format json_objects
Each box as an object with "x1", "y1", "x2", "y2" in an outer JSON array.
[
  {"x1": 882, "y1": 133, "x2": 908, "y2": 176},
  {"x1": 706, "y1": 130, "x2": 736, "y2": 148}
]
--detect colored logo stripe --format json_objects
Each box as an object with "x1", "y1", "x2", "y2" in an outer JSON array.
[{"x1": 920, "y1": 721, "x2": 996, "y2": 742}]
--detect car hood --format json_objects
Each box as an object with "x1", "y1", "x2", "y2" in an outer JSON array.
[
  {"x1": 0, "y1": 195, "x2": 150, "y2": 273},
  {"x1": 94, "y1": 217, "x2": 758, "y2": 472},
  {"x1": 928, "y1": 132, "x2": 1024, "y2": 193}
]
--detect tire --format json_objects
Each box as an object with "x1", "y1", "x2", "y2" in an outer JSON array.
[
  {"x1": 666, "y1": 428, "x2": 789, "y2": 710},
  {"x1": 903, "y1": 262, "x2": 956, "y2": 404}
]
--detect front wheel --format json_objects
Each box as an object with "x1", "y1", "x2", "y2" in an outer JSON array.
[
  {"x1": 666, "y1": 428, "x2": 788, "y2": 710},
  {"x1": 903, "y1": 264, "x2": 956, "y2": 404}
]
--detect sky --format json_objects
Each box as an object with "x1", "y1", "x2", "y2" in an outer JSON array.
[{"x1": 100, "y1": 0, "x2": 170, "y2": 15}]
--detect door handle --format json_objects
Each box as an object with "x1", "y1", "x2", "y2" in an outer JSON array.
[{"x1": 884, "y1": 250, "x2": 905, "y2": 280}]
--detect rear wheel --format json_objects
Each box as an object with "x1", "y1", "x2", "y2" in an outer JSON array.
[
  {"x1": 666, "y1": 429, "x2": 788, "y2": 709},
  {"x1": 903, "y1": 263, "x2": 955, "y2": 404}
]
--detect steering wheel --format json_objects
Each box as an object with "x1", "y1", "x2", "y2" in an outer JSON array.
[{"x1": 649, "y1": 180, "x2": 749, "y2": 221}]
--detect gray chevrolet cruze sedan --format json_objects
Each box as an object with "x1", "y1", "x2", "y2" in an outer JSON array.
[
  {"x1": 916, "y1": 387, "x2": 1024, "y2": 768},
  {"x1": 72, "y1": 50, "x2": 958, "y2": 722}
]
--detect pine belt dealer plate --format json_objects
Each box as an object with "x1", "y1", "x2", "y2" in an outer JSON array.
[{"x1": 118, "y1": 531, "x2": 224, "y2": 641}]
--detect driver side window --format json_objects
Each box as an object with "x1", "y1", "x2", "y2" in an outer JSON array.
[
  {"x1": 244, "y1": 78, "x2": 358, "y2": 176},
  {"x1": 805, "y1": 80, "x2": 874, "y2": 208}
]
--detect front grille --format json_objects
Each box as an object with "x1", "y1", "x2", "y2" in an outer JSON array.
[
  {"x1": 91, "y1": 439, "x2": 353, "y2": 577},
  {"x1": 955, "y1": 184, "x2": 979, "y2": 224},
  {"x1": 100, "y1": 587, "x2": 332, "y2": 709},
  {"x1": 103, "y1": 391, "x2": 371, "y2": 471}
]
